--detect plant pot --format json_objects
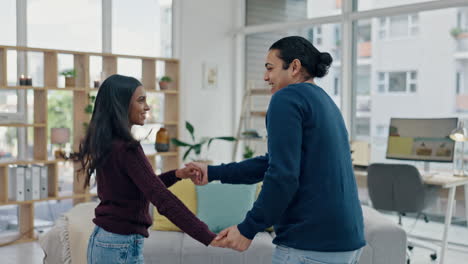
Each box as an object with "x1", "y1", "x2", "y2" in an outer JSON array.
[
  {"x1": 159, "y1": 81, "x2": 170, "y2": 90},
  {"x1": 65, "y1": 76, "x2": 75, "y2": 87}
]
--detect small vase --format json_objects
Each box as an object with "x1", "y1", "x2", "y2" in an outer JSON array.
[
  {"x1": 65, "y1": 76, "x2": 75, "y2": 87},
  {"x1": 158, "y1": 81, "x2": 169, "y2": 90},
  {"x1": 155, "y1": 127, "x2": 169, "y2": 152}
]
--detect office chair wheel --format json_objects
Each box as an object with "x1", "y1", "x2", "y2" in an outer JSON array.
[
  {"x1": 430, "y1": 253, "x2": 437, "y2": 260},
  {"x1": 408, "y1": 245, "x2": 414, "y2": 251}
]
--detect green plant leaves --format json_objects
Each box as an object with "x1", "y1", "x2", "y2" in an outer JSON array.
[
  {"x1": 186, "y1": 121, "x2": 195, "y2": 142},
  {"x1": 171, "y1": 138, "x2": 192, "y2": 147}
]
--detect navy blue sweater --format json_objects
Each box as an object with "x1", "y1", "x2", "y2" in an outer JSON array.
[{"x1": 208, "y1": 83, "x2": 365, "y2": 251}]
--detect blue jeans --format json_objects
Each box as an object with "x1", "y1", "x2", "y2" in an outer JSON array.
[
  {"x1": 272, "y1": 245, "x2": 362, "y2": 264},
  {"x1": 87, "y1": 226, "x2": 145, "y2": 264}
]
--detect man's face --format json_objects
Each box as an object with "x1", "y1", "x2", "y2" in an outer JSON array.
[{"x1": 263, "y1": 49, "x2": 293, "y2": 94}]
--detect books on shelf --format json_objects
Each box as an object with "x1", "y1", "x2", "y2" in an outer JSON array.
[
  {"x1": 8, "y1": 164, "x2": 49, "y2": 202},
  {"x1": 8, "y1": 165, "x2": 25, "y2": 201}
]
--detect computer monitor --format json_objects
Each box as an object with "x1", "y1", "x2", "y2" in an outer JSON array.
[{"x1": 386, "y1": 118, "x2": 458, "y2": 163}]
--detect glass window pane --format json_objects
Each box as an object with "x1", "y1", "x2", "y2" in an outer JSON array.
[
  {"x1": 388, "y1": 72, "x2": 407, "y2": 92},
  {"x1": 389, "y1": 15, "x2": 408, "y2": 38},
  {"x1": 0, "y1": 127, "x2": 17, "y2": 161},
  {"x1": 0, "y1": 90, "x2": 19, "y2": 114},
  {"x1": 358, "y1": 0, "x2": 438, "y2": 11},
  {"x1": 0, "y1": 205, "x2": 19, "y2": 236},
  {"x1": 355, "y1": 117, "x2": 371, "y2": 137},
  {"x1": 47, "y1": 91, "x2": 73, "y2": 158},
  {"x1": 117, "y1": 58, "x2": 142, "y2": 80},
  {"x1": 34, "y1": 199, "x2": 73, "y2": 232},
  {"x1": 0, "y1": 0, "x2": 16, "y2": 46},
  {"x1": 113, "y1": 0, "x2": 172, "y2": 57},
  {"x1": 246, "y1": 0, "x2": 341, "y2": 26},
  {"x1": 353, "y1": 8, "x2": 467, "y2": 174},
  {"x1": 28, "y1": 0, "x2": 101, "y2": 52}
]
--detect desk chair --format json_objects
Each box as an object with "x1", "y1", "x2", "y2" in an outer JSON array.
[{"x1": 367, "y1": 163, "x2": 440, "y2": 264}]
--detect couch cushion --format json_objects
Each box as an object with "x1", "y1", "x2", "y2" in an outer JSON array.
[
  {"x1": 145, "y1": 230, "x2": 184, "y2": 264},
  {"x1": 180, "y1": 232, "x2": 274, "y2": 264},
  {"x1": 359, "y1": 206, "x2": 407, "y2": 264},
  {"x1": 196, "y1": 182, "x2": 256, "y2": 233},
  {"x1": 152, "y1": 180, "x2": 197, "y2": 231}
]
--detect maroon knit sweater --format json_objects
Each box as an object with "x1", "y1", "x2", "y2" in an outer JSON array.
[{"x1": 93, "y1": 140, "x2": 215, "y2": 246}]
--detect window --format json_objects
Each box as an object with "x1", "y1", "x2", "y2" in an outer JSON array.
[
  {"x1": 456, "y1": 72, "x2": 463, "y2": 94},
  {"x1": 378, "y1": 14, "x2": 419, "y2": 40},
  {"x1": 246, "y1": 0, "x2": 341, "y2": 26},
  {"x1": 355, "y1": 117, "x2": 370, "y2": 137},
  {"x1": 358, "y1": 0, "x2": 440, "y2": 11},
  {"x1": 377, "y1": 71, "x2": 417, "y2": 94},
  {"x1": 27, "y1": 0, "x2": 102, "y2": 52},
  {"x1": 0, "y1": 0, "x2": 16, "y2": 46},
  {"x1": 113, "y1": 0, "x2": 172, "y2": 57},
  {"x1": 307, "y1": 26, "x2": 323, "y2": 46},
  {"x1": 376, "y1": 124, "x2": 387, "y2": 137}
]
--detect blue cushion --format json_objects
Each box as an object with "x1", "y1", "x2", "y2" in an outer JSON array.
[{"x1": 196, "y1": 182, "x2": 256, "y2": 233}]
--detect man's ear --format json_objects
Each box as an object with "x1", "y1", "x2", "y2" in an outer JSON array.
[{"x1": 290, "y1": 59, "x2": 302, "y2": 76}]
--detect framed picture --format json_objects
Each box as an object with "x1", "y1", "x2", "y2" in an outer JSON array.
[{"x1": 202, "y1": 62, "x2": 218, "y2": 90}]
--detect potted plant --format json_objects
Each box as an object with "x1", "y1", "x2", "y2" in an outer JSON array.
[
  {"x1": 60, "y1": 69, "x2": 76, "y2": 87},
  {"x1": 243, "y1": 145, "x2": 255, "y2": 159},
  {"x1": 83, "y1": 94, "x2": 96, "y2": 131},
  {"x1": 171, "y1": 121, "x2": 236, "y2": 163},
  {"x1": 159, "y1": 76, "x2": 172, "y2": 90},
  {"x1": 451, "y1": 27, "x2": 463, "y2": 38}
]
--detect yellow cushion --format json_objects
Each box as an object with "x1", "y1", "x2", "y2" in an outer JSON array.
[{"x1": 152, "y1": 180, "x2": 197, "y2": 231}]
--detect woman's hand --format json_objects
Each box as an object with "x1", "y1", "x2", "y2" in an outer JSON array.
[{"x1": 175, "y1": 165, "x2": 202, "y2": 180}]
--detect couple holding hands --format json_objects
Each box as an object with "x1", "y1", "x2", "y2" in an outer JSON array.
[{"x1": 78, "y1": 36, "x2": 365, "y2": 264}]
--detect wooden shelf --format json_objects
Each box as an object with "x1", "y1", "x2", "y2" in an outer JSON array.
[
  {"x1": 0, "y1": 86, "x2": 45, "y2": 90},
  {"x1": 0, "y1": 45, "x2": 180, "y2": 244},
  {"x1": 150, "y1": 90, "x2": 179, "y2": 94},
  {"x1": 0, "y1": 193, "x2": 97, "y2": 206},
  {"x1": 0, "y1": 123, "x2": 46, "y2": 127},
  {"x1": 249, "y1": 89, "x2": 271, "y2": 95},
  {"x1": 0, "y1": 160, "x2": 58, "y2": 166},
  {"x1": 0, "y1": 45, "x2": 179, "y2": 62},
  {"x1": 1, "y1": 86, "x2": 87, "y2": 91},
  {"x1": 146, "y1": 152, "x2": 178, "y2": 159},
  {"x1": 146, "y1": 121, "x2": 179, "y2": 126},
  {"x1": 238, "y1": 137, "x2": 267, "y2": 142},
  {"x1": 46, "y1": 86, "x2": 87, "y2": 91},
  {"x1": 250, "y1": 111, "x2": 267, "y2": 117}
]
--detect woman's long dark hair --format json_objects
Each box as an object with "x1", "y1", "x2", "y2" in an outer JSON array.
[{"x1": 72, "y1": 74, "x2": 142, "y2": 187}]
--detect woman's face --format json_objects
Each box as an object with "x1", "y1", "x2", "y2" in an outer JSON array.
[{"x1": 128, "y1": 86, "x2": 150, "y2": 126}]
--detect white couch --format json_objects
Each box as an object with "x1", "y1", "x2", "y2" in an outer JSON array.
[{"x1": 39, "y1": 202, "x2": 406, "y2": 264}]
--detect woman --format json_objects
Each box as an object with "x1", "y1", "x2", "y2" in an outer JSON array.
[{"x1": 72, "y1": 74, "x2": 219, "y2": 264}]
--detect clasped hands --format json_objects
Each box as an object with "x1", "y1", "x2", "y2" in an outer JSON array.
[{"x1": 175, "y1": 162, "x2": 252, "y2": 252}]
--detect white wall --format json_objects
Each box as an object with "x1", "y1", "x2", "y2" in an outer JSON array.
[{"x1": 176, "y1": 0, "x2": 238, "y2": 164}]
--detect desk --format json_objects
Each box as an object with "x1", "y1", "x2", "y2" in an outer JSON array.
[{"x1": 354, "y1": 169, "x2": 468, "y2": 264}]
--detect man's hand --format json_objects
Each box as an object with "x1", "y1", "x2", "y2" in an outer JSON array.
[
  {"x1": 214, "y1": 225, "x2": 252, "y2": 252},
  {"x1": 209, "y1": 237, "x2": 228, "y2": 248},
  {"x1": 175, "y1": 165, "x2": 202, "y2": 180},
  {"x1": 185, "y1": 162, "x2": 209, "y2": 185}
]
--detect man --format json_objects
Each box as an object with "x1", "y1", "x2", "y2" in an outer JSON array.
[{"x1": 189, "y1": 36, "x2": 365, "y2": 264}]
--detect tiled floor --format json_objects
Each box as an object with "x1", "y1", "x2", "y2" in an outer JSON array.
[{"x1": 0, "y1": 215, "x2": 467, "y2": 264}]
